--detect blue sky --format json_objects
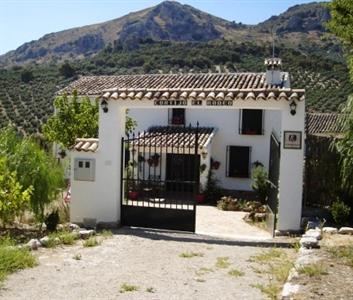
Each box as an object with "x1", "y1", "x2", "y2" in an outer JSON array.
[{"x1": 0, "y1": 0, "x2": 328, "y2": 55}]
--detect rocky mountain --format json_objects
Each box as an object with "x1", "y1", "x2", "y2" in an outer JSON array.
[
  {"x1": 0, "y1": 1, "x2": 335, "y2": 66},
  {"x1": 256, "y1": 2, "x2": 330, "y2": 34}
]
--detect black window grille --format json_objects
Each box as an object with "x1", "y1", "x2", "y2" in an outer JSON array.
[
  {"x1": 240, "y1": 109, "x2": 264, "y2": 135},
  {"x1": 226, "y1": 146, "x2": 251, "y2": 178}
]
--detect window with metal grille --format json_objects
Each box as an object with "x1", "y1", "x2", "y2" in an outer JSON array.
[
  {"x1": 240, "y1": 109, "x2": 264, "y2": 135},
  {"x1": 226, "y1": 146, "x2": 251, "y2": 178},
  {"x1": 168, "y1": 108, "x2": 185, "y2": 126}
]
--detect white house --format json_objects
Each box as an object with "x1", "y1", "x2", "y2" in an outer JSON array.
[{"x1": 59, "y1": 58, "x2": 305, "y2": 233}]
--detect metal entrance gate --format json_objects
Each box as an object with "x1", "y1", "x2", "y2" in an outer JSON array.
[
  {"x1": 266, "y1": 133, "x2": 280, "y2": 236},
  {"x1": 120, "y1": 126, "x2": 200, "y2": 232}
]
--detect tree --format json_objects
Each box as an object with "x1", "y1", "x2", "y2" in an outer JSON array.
[
  {"x1": 43, "y1": 91, "x2": 99, "y2": 148},
  {"x1": 333, "y1": 96, "x2": 353, "y2": 193},
  {"x1": 20, "y1": 69, "x2": 34, "y2": 83},
  {"x1": 0, "y1": 158, "x2": 32, "y2": 227},
  {"x1": 327, "y1": 0, "x2": 353, "y2": 79},
  {"x1": 59, "y1": 62, "x2": 76, "y2": 78},
  {"x1": 0, "y1": 126, "x2": 64, "y2": 224},
  {"x1": 328, "y1": 1, "x2": 353, "y2": 193},
  {"x1": 43, "y1": 91, "x2": 137, "y2": 148}
]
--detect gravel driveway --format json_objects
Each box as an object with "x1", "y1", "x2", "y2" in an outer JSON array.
[{"x1": 0, "y1": 227, "x2": 288, "y2": 300}]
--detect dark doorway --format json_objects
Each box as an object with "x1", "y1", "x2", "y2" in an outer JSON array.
[{"x1": 166, "y1": 154, "x2": 200, "y2": 192}]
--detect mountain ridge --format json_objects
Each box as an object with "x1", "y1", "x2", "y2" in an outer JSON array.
[{"x1": 0, "y1": 1, "x2": 336, "y2": 67}]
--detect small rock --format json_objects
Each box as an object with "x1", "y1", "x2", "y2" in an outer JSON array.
[
  {"x1": 322, "y1": 227, "x2": 338, "y2": 234},
  {"x1": 79, "y1": 229, "x2": 95, "y2": 239},
  {"x1": 254, "y1": 212, "x2": 266, "y2": 222},
  {"x1": 27, "y1": 239, "x2": 41, "y2": 250},
  {"x1": 282, "y1": 282, "x2": 300, "y2": 298},
  {"x1": 306, "y1": 220, "x2": 320, "y2": 230},
  {"x1": 303, "y1": 229, "x2": 322, "y2": 240},
  {"x1": 338, "y1": 227, "x2": 353, "y2": 235},
  {"x1": 300, "y1": 237, "x2": 319, "y2": 249},
  {"x1": 69, "y1": 223, "x2": 80, "y2": 231},
  {"x1": 40, "y1": 236, "x2": 50, "y2": 247},
  {"x1": 57, "y1": 224, "x2": 65, "y2": 231}
]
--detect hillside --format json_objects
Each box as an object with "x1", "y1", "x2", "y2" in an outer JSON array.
[
  {"x1": 0, "y1": 40, "x2": 352, "y2": 135},
  {"x1": 0, "y1": 1, "x2": 339, "y2": 66},
  {"x1": 0, "y1": 1, "x2": 351, "y2": 135}
]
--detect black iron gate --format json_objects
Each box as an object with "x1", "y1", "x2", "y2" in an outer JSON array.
[
  {"x1": 266, "y1": 133, "x2": 281, "y2": 236},
  {"x1": 120, "y1": 125, "x2": 200, "y2": 232}
]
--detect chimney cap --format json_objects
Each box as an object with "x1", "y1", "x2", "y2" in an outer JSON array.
[{"x1": 265, "y1": 57, "x2": 282, "y2": 67}]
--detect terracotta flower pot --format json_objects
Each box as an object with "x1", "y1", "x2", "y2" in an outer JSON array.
[
  {"x1": 128, "y1": 191, "x2": 139, "y2": 200},
  {"x1": 196, "y1": 194, "x2": 205, "y2": 203}
]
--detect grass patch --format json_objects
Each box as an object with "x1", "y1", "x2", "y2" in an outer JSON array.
[
  {"x1": 251, "y1": 282, "x2": 279, "y2": 300},
  {"x1": 100, "y1": 230, "x2": 113, "y2": 238},
  {"x1": 83, "y1": 237, "x2": 101, "y2": 247},
  {"x1": 215, "y1": 256, "x2": 230, "y2": 268},
  {"x1": 44, "y1": 231, "x2": 79, "y2": 248},
  {"x1": 196, "y1": 267, "x2": 214, "y2": 276},
  {"x1": 249, "y1": 249, "x2": 284, "y2": 264},
  {"x1": 179, "y1": 251, "x2": 204, "y2": 258},
  {"x1": 327, "y1": 243, "x2": 353, "y2": 267},
  {"x1": 119, "y1": 283, "x2": 139, "y2": 293},
  {"x1": 297, "y1": 263, "x2": 328, "y2": 277},
  {"x1": 250, "y1": 248, "x2": 294, "y2": 299},
  {"x1": 228, "y1": 268, "x2": 245, "y2": 277},
  {"x1": 72, "y1": 253, "x2": 82, "y2": 260},
  {"x1": 0, "y1": 237, "x2": 37, "y2": 282}
]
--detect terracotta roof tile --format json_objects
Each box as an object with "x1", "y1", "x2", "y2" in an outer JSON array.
[
  {"x1": 306, "y1": 113, "x2": 347, "y2": 136},
  {"x1": 59, "y1": 73, "x2": 304, "y2": 102},
  {"x1": 130, "y1": 126, "x2": 215, "y2": 149},
  {"x1": 73, "y1": 138, "x2": 99, "y2": 152}
]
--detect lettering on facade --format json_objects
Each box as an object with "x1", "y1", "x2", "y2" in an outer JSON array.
[
  {"x1": 154, "y1": 100, "x2": 187, "y2": 106},
  {"x1": 206, "y1": 100, "x2": 233, "y2": 106},
  {"x1": 191, "y1": 100, "x2": 203, "y2": 106}
]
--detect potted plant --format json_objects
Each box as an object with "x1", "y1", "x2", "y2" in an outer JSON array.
[
  {"x1": 196, "y1": 184, "x2": 205, "y2": 204},
  {"x1": 211, "y1": 159, "x2": 220, "y2": 170},
  {"x1": 128, "y1": 181, "x2": 139, "y2": 200},
  {"x1": 200, "y1": 163, "x2": 207, "y2": 174},
  {"x1": 148, "y1": 153, "x2": 160, "y2": 167}
]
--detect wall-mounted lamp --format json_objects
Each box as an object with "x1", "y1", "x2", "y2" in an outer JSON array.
[
  {"x1": 290, "y1": 100, "x2": 297, "y2": 116},
  {"x1": 201, "y1": 149, "x2": 208, "y2": 159},
  {"x1": 101, "y1": 99, "x2": 109, "y2": 113}
]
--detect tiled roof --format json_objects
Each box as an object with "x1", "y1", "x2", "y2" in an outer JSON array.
[
  {"x1": 59, "y1": 73, "x2": 278, "y2": 95},
  {"x1": 131, "y1": 126, "x2": 215, "y2": 149},
  {"x1": 73, "y1": 138, "x2": 99, "y2": 152},
  {"x1": 72, "y1": 127, "x2": 215, "y2": 153},
  {"x1": 306, "y1": 113, "x2": 347, "y2": 136},
  {"x1": 58, "y1": 73, "x2": 304, "y2": 102}
]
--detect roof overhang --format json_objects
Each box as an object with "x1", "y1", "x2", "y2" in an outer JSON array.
[{"x1": 101, "y1": 88, "x2": 305, "y2": 102}]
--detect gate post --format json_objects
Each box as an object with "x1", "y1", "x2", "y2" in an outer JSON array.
[
  {"x1": 94, "y1": 102, "x2": 126, "y2": 226},
  {"x1": 277, "y1": 103, "x2": 305, "y2": 231}
]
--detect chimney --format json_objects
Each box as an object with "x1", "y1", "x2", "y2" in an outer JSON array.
[{"x1": 265, "y1": 58, "x2": 282, "y2": 86}]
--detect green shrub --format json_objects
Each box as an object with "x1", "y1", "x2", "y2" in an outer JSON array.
[
  {"x1": 251, "y1": 166, "x2": 271, "y2": 203},
  {"x1": 331, "y1": 200, "x2": 351, "y2": 226}
]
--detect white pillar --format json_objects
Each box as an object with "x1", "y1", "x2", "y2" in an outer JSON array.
[
  {"x1": 277, "y1": 101, "x2": 305, "y2": 231},
  {"x1": 94, "y1": 102, "x2": 125, "y2": 225}
]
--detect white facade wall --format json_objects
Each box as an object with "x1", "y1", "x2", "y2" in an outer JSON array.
[
  {"x1": 130, "y1": 108, "x2": 282, "y2": 191},
  {"x1": 70, "y1": 98, "x2": 305, "y2": 231}
]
